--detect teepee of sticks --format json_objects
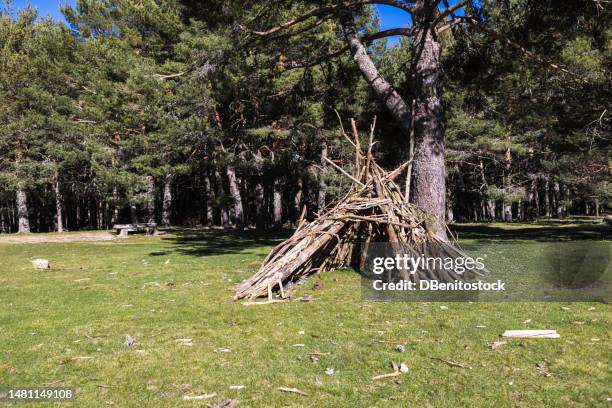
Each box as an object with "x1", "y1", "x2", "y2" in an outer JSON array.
[{"x1": 233, "y1": 119, "x2": 475, "y2": 301}]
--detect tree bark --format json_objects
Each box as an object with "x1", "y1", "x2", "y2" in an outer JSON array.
[
  {"x1": 162, "y1": 174, "x2": 172, "y2": 226},
  {"x1": 410, "y1": 1, "x2": 447, "y2": 238},
  {"x1": 226, "y1": 165, "x2": 244, "y2": 228},
  {"x1": 16, "y1": 184, "x2": 30, "y2": 233},
  {"x1": 54, "y1": 170, "x2": 63, "y2": 233},
  {"x1": 146, "y1": 176, "x2": 156, "y2": 224}
]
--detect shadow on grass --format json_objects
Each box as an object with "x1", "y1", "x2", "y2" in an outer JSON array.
[
  {"x1": 155, "y1": 221, "x2": 611, "y2": 258},
  {"x1": 451, "y1": 222, "x2": 611, "y2": 243},
  {"x1": 152, "y1": 227, "x2": 293, "y2": 257}
]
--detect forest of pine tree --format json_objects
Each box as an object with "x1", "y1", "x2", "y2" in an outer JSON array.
[{"x1": 0, "y1": 0, "x2": 610, "y2": 233}]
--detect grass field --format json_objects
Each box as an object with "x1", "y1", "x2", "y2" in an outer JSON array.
[{"x1": 0, "y1": 221, "x2": 610, "y2": 407}]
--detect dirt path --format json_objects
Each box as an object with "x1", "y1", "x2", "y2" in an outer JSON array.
[{"x1": 0, "y1": 232, "x2": 117, "y2": 244}]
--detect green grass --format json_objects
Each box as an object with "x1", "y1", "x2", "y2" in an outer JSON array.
[{"x1": 0, "y1": 223, "x2": 610, "y2": 407}]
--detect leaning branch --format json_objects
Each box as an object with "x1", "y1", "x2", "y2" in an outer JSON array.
[
  {"x1": 338, "y1": 5, "x2": 412, "y2": 130},
  {"x1": 433, "y1": 0, "x2": 470, "y2": 26},
  {"x1": 362, "y1": 28, "x2": 411, "y2": 42}
]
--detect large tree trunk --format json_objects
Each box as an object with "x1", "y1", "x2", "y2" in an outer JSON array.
[
  {"x1": 146, "y1": 176, "x2": 156, "y2": 224},
  {"x1": 16, "y1": 184, "x2": 30, "y2": 233},
  {"x1": 226, "y1": 165, "x2": 244, "y2": 228},
  {"x1": 162, "y1": 174, "x2": 172, "y2": 226},
  {"x1": 54, "y1": 170, "x2": 63, "y2": 233},
  {"x1": 410, "y1": 1, "x2": 447, "y2": 238},
  {"x1": 339, "y1": 2, "x2": 446, "y2": 239}
]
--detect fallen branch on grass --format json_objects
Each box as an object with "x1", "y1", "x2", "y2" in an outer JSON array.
[
  {"x1": 431, "y1": 357, "x2": 471, "y2": 369},
  {"x1": 502, "y1": 330, "x2": 560, "y2": 338},
  {"x1": 277, "y1": 387, "x2": 308, "y2": 396}
]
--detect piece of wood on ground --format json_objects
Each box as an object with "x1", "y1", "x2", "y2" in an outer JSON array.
[
  {"x1": 277, "y1": 387, "x2": 308, "y2": 396},
  {"x1": 431, "y1": 357, "x2": 471, "y2": 369},
  {"x1": 182, "y1": 393, "x2": 217, "y2": 401},
  {"x1": 242, "y1": 299, "x2": 290, "y2": 306},
  {"x1": 501, "y1": 330, "x2": 560, "y2": 338}
]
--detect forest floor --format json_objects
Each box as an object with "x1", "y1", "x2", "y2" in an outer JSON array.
[{"x1": 0, "y1": 221, "x2": 610, "y2": 407}]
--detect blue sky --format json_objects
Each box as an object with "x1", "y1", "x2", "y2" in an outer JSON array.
[
  {"x1": 10, "y1": 0, "x2": 462, "y2": 46},
  {"x1": 10, "y1": 0, "x2": 74, "y2": 22}
]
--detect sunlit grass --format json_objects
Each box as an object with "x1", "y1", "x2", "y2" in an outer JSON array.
[{"x1": 0, "y1": 224, "x2": 609, "y2": 407}]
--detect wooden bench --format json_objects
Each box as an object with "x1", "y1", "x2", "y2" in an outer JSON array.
[{"x1": 113, "y1": 223, "x2": 157, "y2": 237}]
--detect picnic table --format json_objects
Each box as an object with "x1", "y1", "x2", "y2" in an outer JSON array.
[{"x1": 113, "y1": 223, "x2": 157, "y2": 237}]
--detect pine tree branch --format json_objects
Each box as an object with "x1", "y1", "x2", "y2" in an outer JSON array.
[
  {"x1": 461, "y1": 16, "x2": 585, "y2": 81},
  {"x1": 247, "y1": 0, "x2": 415, "y2": 37},
  {"x1": 433, "y1": 0, "x2": 470, "y2": 26}
]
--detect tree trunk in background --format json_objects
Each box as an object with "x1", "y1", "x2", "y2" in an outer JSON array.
[
  {"x1": 559, "y1": 184, "x2": 568, "y2": 218},
  {"x1": 226, "y1": 165, "x2": 244, "y2": 228},
  {"x1": 16, "y1": 184, "x2": 30, "y2": 233},
  {"x1": 294, "y1": 177, "x2": 303, "y2": 223},
  {"x1": 446, "y1": 189, "x2": 454, "y2": 223},
  {"x1": 502, "y1": 146, "x2": 512, "y2": 222},
  {"x1": 530, "y1": 177, "x2": 539, "y2": 219},
  {"x1": 553, "y1": 181, "x2": 562, "y2": 218},
  {"x1": 273, "y1": 178, "x2": 282, "y2": 228},
  {"x1": 410, "y1": 0, "x2": 447, "y2": 238},
  {"x1": 112, "y1": 187, "x2": 119, "y2": 225},
  {"x1": 318, "y1": 140, "x2": 327, "y2": 212},
  {"x1": 214, "y1": 169, "x2": 229, "y2": 229},
  {"x1": 162, "y1": 174, "x2": 172, "y2": 226},
  {"x1": 129, "y1": 202, "x2": 138, "y2": 224},
  {"x1": 254, "y1": 150, "x2": 266, "y2": 230},
  {"x1": 146, "y1": 176, "x2": 156, "y2": 224},
  {"x1": 595, "y1": 198, "x2": 600, "y2": 217},
  {"x1": 544, "y1": 176, "x2": 551, "y2": 217},
  {"x1": 54, "y1": 171, "x2": 63, "y2": 233},
  {"x1": 478, "y1": 157, "x2": 495, "y2": 220},
  {"x1": 204, "y1": 173, "x2": 214, "y2": 226}
]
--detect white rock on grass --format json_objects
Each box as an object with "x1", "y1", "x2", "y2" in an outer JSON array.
[{"x1": 31, "y1": 259, "x2": 50, "y2": 269}]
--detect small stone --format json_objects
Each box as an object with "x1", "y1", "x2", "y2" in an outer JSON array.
[
  {"x1": 124, "y1": 335, "x2": 134, "y2": 347},
  {"x1": 32, "y1": 259, "x2": 50, "y2": 269},
  {"x1": 395, "y1": 379, "x2": 403, "y2": 385},
  {"x1": 395, "y1": 344, "x2": 406, "y2": 353},
  {"x1": 400, "y1": 363, "x2": 409, "y2": 373},
  {"x1": 518, "y1": 342, "x2": 528, "y2": 348}
]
